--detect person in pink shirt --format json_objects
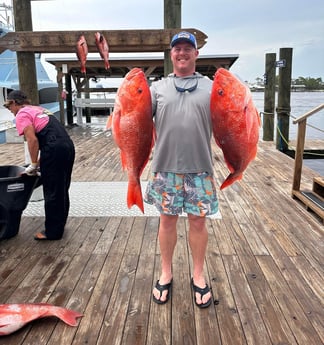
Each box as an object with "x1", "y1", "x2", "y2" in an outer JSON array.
[{"x1": 4, "y1": 90, "x2": 75, "y2": 240}]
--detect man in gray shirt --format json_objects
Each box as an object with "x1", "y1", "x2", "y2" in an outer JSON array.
[{"x1": 145, "y1": 31, "x2": 218, "y2": 308}]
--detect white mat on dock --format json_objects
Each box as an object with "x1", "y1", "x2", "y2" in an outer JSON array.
[{"x1": 23, "y1": 181, "x2": 221, "y2": 219}]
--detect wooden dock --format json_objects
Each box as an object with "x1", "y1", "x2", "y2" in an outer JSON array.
[{"x1": 0, "y1": 125, "x2": 323, "y2": 345}]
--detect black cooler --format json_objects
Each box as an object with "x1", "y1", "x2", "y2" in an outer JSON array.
[{"x1": 0, "y1": 165, "x2": 39, "y2": 239}]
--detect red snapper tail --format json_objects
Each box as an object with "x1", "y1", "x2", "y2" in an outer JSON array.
[
  {"x1": 220, "y1": 172, "x2": 243, "y2": 190},
  {"x1": 127, "y1": 176, "x2": 144, "y2": 213},
  {"x1": 50, "y1": 306, "x2": 83, "y2": 326}
]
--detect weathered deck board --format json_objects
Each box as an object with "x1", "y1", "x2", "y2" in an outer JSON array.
[{"x1": 0, "y1": 126, "x2": 323, "y2": 345}]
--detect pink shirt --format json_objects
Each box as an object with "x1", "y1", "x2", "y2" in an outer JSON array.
[{"x1": 15, "y1": 105, "x2": 50, "y2": 136}]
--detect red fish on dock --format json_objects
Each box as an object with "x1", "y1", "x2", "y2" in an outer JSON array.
[
  {"x1": 76, "y1": 34, "x2": 88, "y2": 74},
  {"x1": 210, "y1": 68, "x2": 260, "y2": 190},
  {"x1": 0, "y1": 303, "x2": 83, "y2": 336},
  {"x1": 95, "y1": 32, "x2": 110, "y2": 70},
  {"x1": 106, "y1": 67, "x2": 154, "y2": 213}
]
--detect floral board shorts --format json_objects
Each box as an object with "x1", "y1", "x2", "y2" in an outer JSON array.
[{"x1": 144, "y1": 172, "x2": 218, "y2": 216}]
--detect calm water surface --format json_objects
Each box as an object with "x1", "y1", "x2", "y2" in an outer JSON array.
[
  {"x1": 252, "y1": 91, "x2": 324, "y2": 175},
  {"x1": 252, "y1": 91, "x2": 324, "y2": 140}
]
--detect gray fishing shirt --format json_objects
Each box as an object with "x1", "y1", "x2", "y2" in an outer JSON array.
[{"x1": 150, "y1": 72, "x2": 214, "y2": 175}]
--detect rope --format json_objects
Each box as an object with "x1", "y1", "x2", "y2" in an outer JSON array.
[
  {"x1": 260, "y1": 111, "x2": 274, "y2": 116},
  {"x1": 289, "y1": 113, "x2": 324, "y2": 134},
  {"x1": 262, "y1": 108, "x2": 324, "y2": 151},
  {"x1": 276, "y1": 117, "x2": 324, "y2": 157},
  {"x1": 276, "y1": 122, "x2": 293, "y2": 150}
]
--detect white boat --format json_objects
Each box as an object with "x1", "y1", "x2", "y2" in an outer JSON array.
[{"x1": 0, "y1": 4, "x2": 61, "y2": 134}]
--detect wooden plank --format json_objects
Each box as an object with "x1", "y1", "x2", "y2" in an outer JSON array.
[
  {"x1": 192, "y1": 219, "x2": 221, "y2": 345},
  {"x1": 146, "y1": 218, "x2": 172, "y2": 345},
  {"x1": 45, "y1": 253, "x2": 107, "y2": 345},
  {"x1": 1, "y1": 130, "x2": 324, "y2": 345},
  {"x1": 206, "y1": 220, "x2": 244, "y2": 345},
  {"x1": 292, "y1": 190, "x2": 324, "y2": 221},
  {"x1": 171, "y1": 218, "x2": 196, "y2": 345},
  {"x1": 237, "y1": 253, "x2": 299, "y2": 345},
  {"x1": 206, "y1": 253, "x2": 246, "y2": 345},
  {"x1": 313, "y1": 177, "x2": 324, "y2": 198},
  {"x1": 20, "y1": 252, "x2": 93, "y2": 344},
  {"x1": 0, "y1": 28, "x2": 207, "y2": 54},
  {"x1": 209, "y1": 216, "x2": 235, "y2": 256},
  {"x1": 236, "y1": 183, "x2": 302, "y2": 258},
  {"x1": 13, "y1": 217, "x2": 110, "y2": 344},
  {"x1": 242, "y1": 158, "x2": 324, "y2": 268},
  {"x1": 251, "y1": 186, "x2": 324, "y2": 271},
  {"x1": 95, "y1": 217, "x2": 146, "y2": 345},
  {"x1": 220, "y1": 186, "x2": 269, "y2": 256},
  {"x1": 290, "y1": 255, "x2": 324, "y2": 306},
  {"x1": 69, "y1": 217, "x2": 128, "y2": 345},
  {"x1": 257, "y1": 256, "x2": 323, "y2": 345},
  {"x1": 122, "y1": 217, "x2": 159, "y2": 345},
  {"x1": 256, "y1": 231, "x2": 324, "y2": 342},
  {"x1": 222, "y1": 255, "x2": 272, "y2": 345}
]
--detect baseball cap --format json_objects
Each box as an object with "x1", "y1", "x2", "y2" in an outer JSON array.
[
  {"x1": 170, "y1": 31, "x2": 197, "y2": 49},
  {"x1": 3, "y1": 90, "x2": 28, "y2": 107}
]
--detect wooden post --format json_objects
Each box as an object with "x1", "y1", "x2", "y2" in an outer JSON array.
[
  {"x1": 12, "y1": 0, "x2": 39, "y2": 105},
  {"x1": 263, "y1": 53, "x2": 276, "y2": 141},
  {"x1": 276, "y1": 48, "x2": 293, "y2": 151},
  {"x1": 56, "y1": 68, "x2": 65, "y2": 124},
  {"x1": 65, "y1": 74, "x2": 74, "y2": 125},
  {"x1": 164, "y1": 0, "x2": 181, "y2": 77},
  {"x1": 85, "y1": 79, "x2": 91, "y2": 123},
  {"x1": 292, "y1": 120, "x2": 306, "y2": 192}
]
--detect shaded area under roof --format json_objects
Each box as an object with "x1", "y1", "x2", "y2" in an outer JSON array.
[{"x1": 45, "y1": 53, "x2": 239, "y2": 80}]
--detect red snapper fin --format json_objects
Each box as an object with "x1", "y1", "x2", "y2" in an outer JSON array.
[
  {"x1": 120, "y1": 152, "x2": 127, "y2": 170},
  {"x1": 127, "y1": 177, "x2": 144, "y2": 213}
]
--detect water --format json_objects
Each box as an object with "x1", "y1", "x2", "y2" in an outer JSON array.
[
  {"x1": 252, "y1": 91, "x2": 324, "y2": 175},
  {"x1": 252, "y1": 91, "x2": 324, "y2": 140}
]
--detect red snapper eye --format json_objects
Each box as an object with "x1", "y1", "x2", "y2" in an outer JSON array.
[{"x1": 218, "y1": 89, "x2": 223, "y2": 96}]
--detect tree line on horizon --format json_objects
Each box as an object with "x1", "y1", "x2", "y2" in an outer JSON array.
[{"x1": 254, "y1": 76, "x2": 323, "y2": 90}]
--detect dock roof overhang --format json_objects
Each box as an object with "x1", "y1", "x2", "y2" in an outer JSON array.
[{"x1": 45, "y1": 53, "x2": 239, "y2": 81}]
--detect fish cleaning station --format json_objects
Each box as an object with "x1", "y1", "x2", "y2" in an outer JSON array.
[{"x1": 0, "y1": 1, "x2": 323, "y2": 344}]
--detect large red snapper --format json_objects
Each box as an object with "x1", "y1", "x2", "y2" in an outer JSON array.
[
  {"x1": 210, "y1": 68, "x2": 260, "y2": 190},
  {"x1": 0, "y1": 303, "x2": 82, "y2": 335},
  {"x1": 106, "y1": 67, "x2": 154, "y2": 213}
]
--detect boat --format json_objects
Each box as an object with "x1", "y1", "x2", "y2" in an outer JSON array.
[{"x1": 0, "y1": 4, "x2": 61, "y2": 136}]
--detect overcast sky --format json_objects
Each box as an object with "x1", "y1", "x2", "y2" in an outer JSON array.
[{"x1": 4, "y1": 0, "x2": 324, "y2": 82}]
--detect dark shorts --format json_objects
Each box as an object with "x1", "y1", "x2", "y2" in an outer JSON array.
[{"x1": 144, "y1": 172, "x2": 218, "y2": 216}]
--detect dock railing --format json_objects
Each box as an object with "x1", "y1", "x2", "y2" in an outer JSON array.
[
  {"x1": 292, "y1": 103, "x2": 324, "y2": 221},
  {"x1": 74, "y1": 97, "x2": 115, "y2": 125}
]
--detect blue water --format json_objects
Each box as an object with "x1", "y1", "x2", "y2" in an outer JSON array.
[
  {"x1": 252, "y1": 91, "x2": 324, "y2": 175},
  {"x1": 252, "y1": 91, "x2": 324, "y2": 140}
]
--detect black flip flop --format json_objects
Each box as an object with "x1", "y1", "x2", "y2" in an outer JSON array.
[
  {"x1": 152, "y1": 279, "x2": 173, "y2": 304},
  {"x1": 191, "y1": 278, "x2": 212, "y2": 308}
]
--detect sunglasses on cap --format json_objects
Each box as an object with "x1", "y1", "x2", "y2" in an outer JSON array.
[{"x1": 3, "y1": 100, "x2": 14, "y2": 109}]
